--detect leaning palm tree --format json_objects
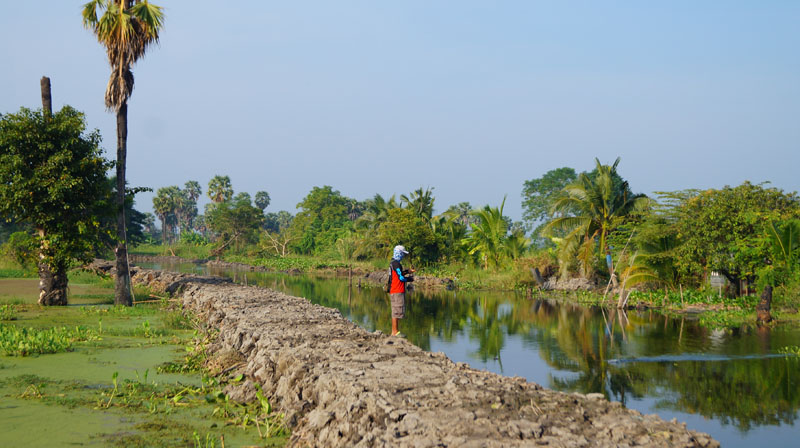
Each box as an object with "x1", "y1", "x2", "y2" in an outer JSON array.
[
  {"x1": 543, "y1": 158, "x2": 650, "y2": 277},
  {"x1": 83, "y1": 0, "x2": 165, "y2": 306}
]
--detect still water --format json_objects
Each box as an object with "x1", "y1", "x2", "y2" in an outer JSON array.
[{"x1": 142, "y1": 262, "x2": 800, "y2": 447}]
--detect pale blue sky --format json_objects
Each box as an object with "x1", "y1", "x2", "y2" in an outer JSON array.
[{"x1": 2, "y1": 1, "x2": 798, "y2": 221}]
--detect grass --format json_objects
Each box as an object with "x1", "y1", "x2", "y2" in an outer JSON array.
[{"x1": 132, "y1": 242, "x2": 212, "y2": 260}]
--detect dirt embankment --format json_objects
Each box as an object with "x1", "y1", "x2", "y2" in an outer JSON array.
[{"x1": 90, "y1": 262, "x2": 721, "y2": 448}]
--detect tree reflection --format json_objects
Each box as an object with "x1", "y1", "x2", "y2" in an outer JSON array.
[{"x1": 177, "y1": 264, "x2": 800, "y2": 433}]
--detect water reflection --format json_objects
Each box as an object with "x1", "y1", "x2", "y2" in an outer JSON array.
[{"x1": 144, "y1": 262, "x2": 800, "y2": 444}]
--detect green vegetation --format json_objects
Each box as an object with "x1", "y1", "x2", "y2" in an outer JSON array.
[
  {"x1": 118, "y1": 157, "x2": 800, "y2": 317},
  {"x1": 0, "y1": 105, "x2": 114, "y2": 305},
  {"x1": 0, "y1": 269, "x2": 288, "y2": 447}
]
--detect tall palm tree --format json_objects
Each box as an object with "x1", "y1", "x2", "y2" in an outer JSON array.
[
  {"x1": 152, "y1": 186, "x2": 178, "y2": 244},
  {"x1": 543, "y1": 158, "x2": 650, "y2": 276},
  {"x1": 207, "y1": 175, "x2": 233, "y2": 203},
  {"x1": 83, "y1": 0, "x2": 164, "y2": 306},
  {"x1": 184, "y1": 180, "x2": 202, "y2": 202}
]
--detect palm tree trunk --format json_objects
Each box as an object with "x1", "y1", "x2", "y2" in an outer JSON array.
[{"x1": 114, "y1": 102, "x2": 132, "y2": 306}]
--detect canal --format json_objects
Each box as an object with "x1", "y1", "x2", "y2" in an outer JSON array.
[{"x1": 141, "y1": 261, "x2": 800, "y2": 447}]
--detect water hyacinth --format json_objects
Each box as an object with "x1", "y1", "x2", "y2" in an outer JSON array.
[{"x1": 0, "y1": 324, "x2": 98, "y2": 356}]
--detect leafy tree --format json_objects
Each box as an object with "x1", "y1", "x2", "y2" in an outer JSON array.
[
  {"x1": 543, "y1": 158, "x2": 649, "y2": 278},
  {"x1": 0, "y1": 106, "x2": 113, "y2": 305},
  {"x1": 667, "y1": 183, "x2": 800, "y2": 294},
  {"x1": 205, "y1": 194, "x2": 264, "y2": 254},
  {"x1": 207, "y1": 175, "x2": 233, "y2": 203},
  {"x1": 522, "y1": 167, "x2": 577, "y2": 242},
  {"x1": 254, "y1": 191, "x2": 271, "y2": 211},
  {"x1": 289, "y1": 186, "x2": 352, "y2": 255},
  {"x1": 82, "y1": 0, "x2": 165, "y2": 306},
  {"x1": 376, "y1": 208, "x2": 439, "y2": 264}
]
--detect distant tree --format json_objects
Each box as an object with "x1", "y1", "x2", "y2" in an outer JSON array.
[
  {"x1": 254, "y1": 191, "x2": 271, "y2": 211},
  {"x1": 0, "y1": 106, "x2": 113, "y2": 305},
  {"x1": 522, "y1": 167, "x2": 577, "y2": 244},
  {"x1": 207, "y1": 175, "x2": 233, "y2": 203},
  {"x1": 445, "y1": 202, "x2": 475, "y2": 227},
  {"x1": 184, "y1": 180, "x2": 202, "y2": 202},
  {"x1": 83, "y1": 0, "x2": 165, "y2": 306},
  {"x1": 141, "y1": 212, "x2": 157, "y2": 237},
  {"x1": 205, "y1": 194, "x2": 264, "y2": 254},
  {"x1": 152, "y1": 186, "x2": 181, "y2": 244},
  {"x1": 264, "y1": 210, "x2": 294, "y2": 233},
  {"x1": 289, "y1": 186, "x2": 352, "y2": 255},
  {"x1": 233, "y1": 192, "x2": 251, "y2": 205},
  {"x1": 666, "y1": 182, "x2": 800, "y2": 295},
  {"x1": 522, "y1": 167, "x2": 577, "y2": 224},
  {"x1": 98, "y1": 177, "x2": 150, "y2": 251}
]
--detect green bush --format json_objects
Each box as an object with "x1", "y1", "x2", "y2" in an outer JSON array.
[{"x1": 2, "y1": 231, "x2": 37, "y2": 270}]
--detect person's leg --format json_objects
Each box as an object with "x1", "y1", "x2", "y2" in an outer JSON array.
[{"x1": 391, "y1": 317, "x2": 399, "y2": 335}]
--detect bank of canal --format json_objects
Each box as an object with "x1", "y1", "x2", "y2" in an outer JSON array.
[{"x1": 140, "y1": 260, "x2": 800, "y2": 448}]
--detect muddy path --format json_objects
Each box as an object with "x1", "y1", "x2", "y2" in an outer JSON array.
[{"x1": 113, "y1": 263, "x2": 718, "y2": 447}]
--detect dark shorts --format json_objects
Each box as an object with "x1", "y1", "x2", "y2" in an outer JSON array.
[{"x1": 390, "y1": 293, "x2": 405, "y2": 319}]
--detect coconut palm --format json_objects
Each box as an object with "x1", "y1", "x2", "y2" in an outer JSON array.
[
  {"x1": 82, "y1": 0, "x2": 164, "y2": 306},
  {"x1": 464, "y1": 197, "x2": 510, "y2": 269},
  {"x1": 543, "y1": 158, "x2": 650, "y2": 276},
  {"x1": 401, "y1": 187, "x2": 435, "y2": 223},
  {"x1": 207, "y1": 175, "x2": 233, "y2": 203}
]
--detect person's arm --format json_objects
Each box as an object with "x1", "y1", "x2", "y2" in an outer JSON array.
[{"x1": 395, "y1": 267, "x2": 408, "y2": 282}]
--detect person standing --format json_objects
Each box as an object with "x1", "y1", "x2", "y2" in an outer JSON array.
[{"x1": 387, "y1": 245, "x2": 414, "y2": 337}]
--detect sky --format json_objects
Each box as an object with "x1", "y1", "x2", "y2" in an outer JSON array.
[{"x1": 2, "y1": 1, "x2": 799, "y2": 222}]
